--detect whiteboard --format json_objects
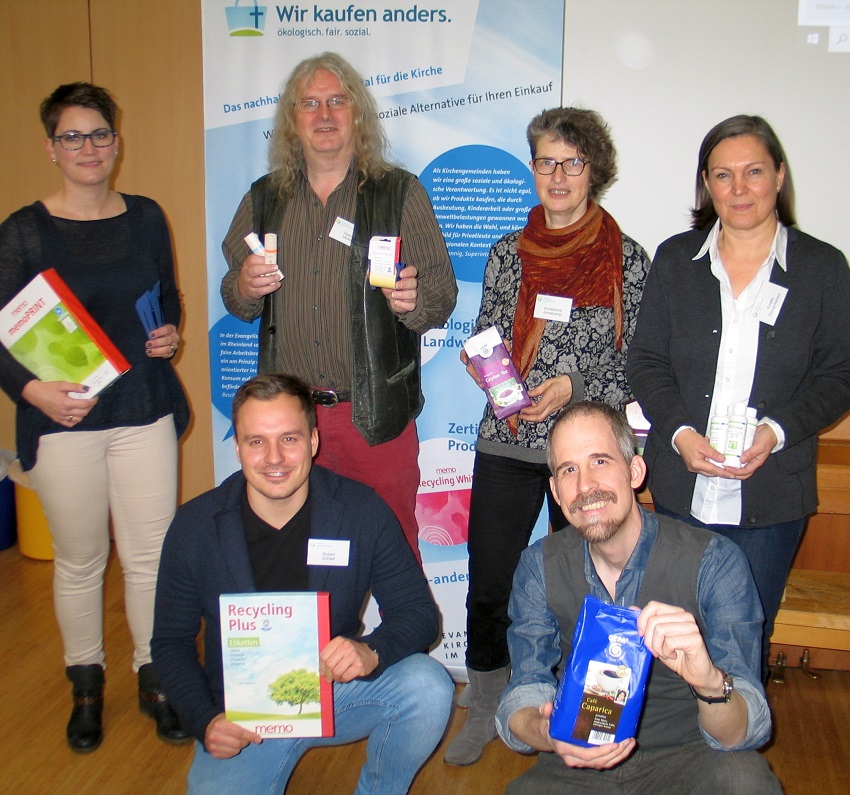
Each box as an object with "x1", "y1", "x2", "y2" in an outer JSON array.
[{"x1": 563, "y1": 0, "x2": 850, "y2": 260}]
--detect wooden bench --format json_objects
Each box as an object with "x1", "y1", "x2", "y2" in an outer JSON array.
[{"x1": 770, "y1": 569, "x2": 850, "y2": 679}]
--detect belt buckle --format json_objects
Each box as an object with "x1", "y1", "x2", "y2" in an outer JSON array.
[{"x1": 313, "y1": 389, "x2": 339, "y2": 407}]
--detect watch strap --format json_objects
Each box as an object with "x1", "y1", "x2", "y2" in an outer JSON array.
[{"x1": 689, "y1": 670, "x2": 733, "y2": 704}]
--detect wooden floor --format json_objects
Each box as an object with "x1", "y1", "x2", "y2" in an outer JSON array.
[{"x1": 1, "y1": 544, "x2": 848, "y2": 794}]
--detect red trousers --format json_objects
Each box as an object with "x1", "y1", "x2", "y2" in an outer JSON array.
[{"x1": 313, "y1": 403, "x2": 422, "y2": 564}]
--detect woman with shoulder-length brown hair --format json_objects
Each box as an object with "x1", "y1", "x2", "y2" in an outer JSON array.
[{"x1": 627, "y1": 114, "x2": 850, "y2": 678}]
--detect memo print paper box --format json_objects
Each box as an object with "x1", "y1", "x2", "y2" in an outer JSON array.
[
  {"x1": 0, "y1": 268, "x2": 130, "y2": 398},
  {"x1": 463, "y1": 326, "x2": 532, "y2": 420}
]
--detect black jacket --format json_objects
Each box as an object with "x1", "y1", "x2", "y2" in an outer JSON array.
[{"x1": 627, "y1": 226, "x2": 850, "y2": 524}]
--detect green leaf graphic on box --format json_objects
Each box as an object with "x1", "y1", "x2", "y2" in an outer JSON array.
[
  {"x1": 9, "y1": 302, "x2": 105, "y2": 381},
  {"x1": 13, "y1": 330, "x2": 37, "y2": 355},
  {"x1": 0, "y1": 269, "x2": 130, "y2": 398}
]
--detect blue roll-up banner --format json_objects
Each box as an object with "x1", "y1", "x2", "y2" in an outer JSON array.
[{"x1": 202, "y1": 0, "x2": 564, "y2": 676}]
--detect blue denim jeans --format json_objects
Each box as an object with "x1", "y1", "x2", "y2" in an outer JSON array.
[
  {"x1": 187, "y1": 654, "x2": 453, "y2": 795},
  {"x1": 654, "y1": 503, "x2": 806, "y2": 677}
]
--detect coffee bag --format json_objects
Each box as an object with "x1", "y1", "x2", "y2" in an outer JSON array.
[{"x1": 550, "y1": 595, "x2": 651, "y2": 747}]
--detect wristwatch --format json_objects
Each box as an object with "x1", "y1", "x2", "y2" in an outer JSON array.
[{"x1": 689, "y1": 669, "x2": 734, "y2": 704}]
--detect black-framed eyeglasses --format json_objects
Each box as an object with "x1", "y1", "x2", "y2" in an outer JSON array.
[
  {"x1": 52, "y1": 128, "x2": 116, "y2": 151},
  {"x1": 531, "y1": 157, "x2": 588, "y2": 176},
  {"x1": 297, "y1": 96, "x2": 350, "y2": 113}
]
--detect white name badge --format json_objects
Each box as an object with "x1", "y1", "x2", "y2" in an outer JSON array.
[
  {"x1": 329, "y1": 217, "x2": 354, "y2": 246},
  {"x1": 533, "y1": 294, "x2": 573, "y2": 322},
  {"x1": 307, "y1": 539, "x2": 351, "y2": 567},
  {"x1": 753, "y1": 282, "x2": 788, "y2": 326}
]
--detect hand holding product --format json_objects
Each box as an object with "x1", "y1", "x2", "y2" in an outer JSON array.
[
  {"x1": 463, "y1": 327, "x2": 532, "y2": 419},
  {"x1": 243, "y1": 233, "x2": 283, "y2": 282},
  {"x1": 550, "y1": 596, "x2": 651, "y2": 747}
]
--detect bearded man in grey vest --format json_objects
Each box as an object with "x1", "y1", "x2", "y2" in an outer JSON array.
[{"x1": 496, "y1": 401, "x2": 781, "y2": 793}]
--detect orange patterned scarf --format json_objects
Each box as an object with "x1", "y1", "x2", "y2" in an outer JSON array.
[{"x1": 508, "y1": 202, "x2": 623, "y2": 433}]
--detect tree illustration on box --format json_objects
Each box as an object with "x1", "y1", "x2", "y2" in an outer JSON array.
[{"x1": 268, "y1": 669, "x2": 320, "y2": 714}]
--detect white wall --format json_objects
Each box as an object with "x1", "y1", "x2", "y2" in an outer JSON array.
[{"x1": 564, "y1": 0, "x2": 850, "y2": 259}]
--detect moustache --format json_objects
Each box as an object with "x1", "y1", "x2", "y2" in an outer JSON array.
[{"x1": 568, "y1": 490, "x2": 617, "y2": 512}]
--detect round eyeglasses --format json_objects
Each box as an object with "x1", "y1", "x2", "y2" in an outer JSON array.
[
  {"x1": 297, "y1": 96, "x2": 350, "y2": 113},
  {"x1": 52, "y1": 129, "x2": 116, "y2": 151},
  {"x1": 531, "y1": 157, "x2": 588, "y2": 177}
]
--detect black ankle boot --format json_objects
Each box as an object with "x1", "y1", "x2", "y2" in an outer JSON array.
[
  {"x1": 66, "y1": 664, "x2": 105, "y2": 753},
  {"x1": 138, "y1": 663, "x2": 191, "y2": 744}
]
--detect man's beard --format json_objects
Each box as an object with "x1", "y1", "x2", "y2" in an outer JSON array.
[{"x1": 568, "y1": 490, "x2": 623, "y2": 543}]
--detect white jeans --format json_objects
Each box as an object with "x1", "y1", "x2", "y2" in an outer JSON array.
[{"x1": 30, "y1": 415, "x2": 178, "y2": 671}]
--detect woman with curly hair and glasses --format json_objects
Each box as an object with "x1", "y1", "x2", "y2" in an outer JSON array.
[{"x1": 448, "y1": 107, "x2": 651, "y2": 766}]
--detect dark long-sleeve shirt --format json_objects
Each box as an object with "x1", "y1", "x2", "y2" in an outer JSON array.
[
  {"x1": 152, "y1": 465, "x2": 440, "y2": 742},
  {"x1": 0, "y1": 196, "x2": 188, "y2": 468}
]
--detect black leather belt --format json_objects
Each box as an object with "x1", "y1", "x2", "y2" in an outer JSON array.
[{"x1": 310, "y1": 388, "x2": 351, "y2": 406}]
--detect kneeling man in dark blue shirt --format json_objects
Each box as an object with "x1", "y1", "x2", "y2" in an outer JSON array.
[{"x1": 152, "y1": 373, "x2": 452, "y2": 794}]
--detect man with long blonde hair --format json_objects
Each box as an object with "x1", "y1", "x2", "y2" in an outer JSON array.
[{"x1": 221, "y1": 53, "x2": 456, "y2": 562}]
